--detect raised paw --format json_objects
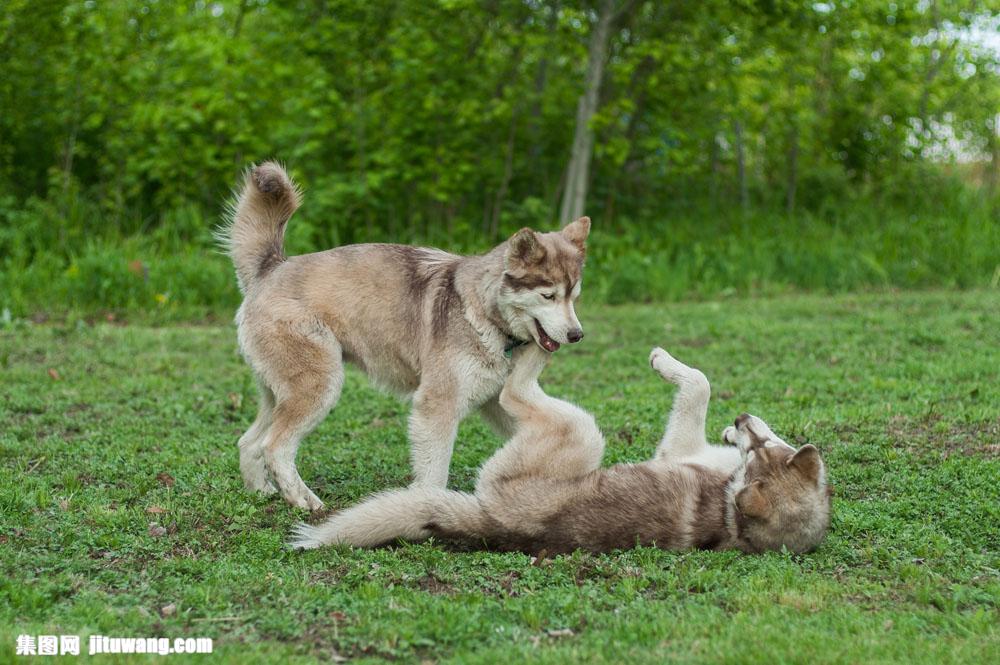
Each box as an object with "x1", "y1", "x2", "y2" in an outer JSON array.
[
  {"x1": 649, "y1": 346, "x2": 685, "y2": 379},
  {"x1": 649, "y1": 346, "x2": 671, "y2": 370}
]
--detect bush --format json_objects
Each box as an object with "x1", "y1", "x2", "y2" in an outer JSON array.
[{"x1": 1, "y1": 186, "x2": 997, "y2": 322}]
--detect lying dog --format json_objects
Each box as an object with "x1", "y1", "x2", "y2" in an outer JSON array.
[
  {"x1": 219, "y1": 162, "x2": 590, "y2": 510},
  {"x1": 290, "y1": 344, "x2": 831, "y2": 554}
]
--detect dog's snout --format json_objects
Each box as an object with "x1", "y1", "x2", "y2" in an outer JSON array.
[
  {"x1": 567, "y1": 329, "x2": 584, "y2": 343},
  {"x1": 735, "y1": 413, "x2": 751, "y2": 429}
]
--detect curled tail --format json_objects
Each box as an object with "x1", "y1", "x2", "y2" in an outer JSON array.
[
  {"x1": 288, "y1": 487, "x2": 487, "y2": 549},
  {"x1": 217, "y1": 161, "x2": 302, "y2": 292}
]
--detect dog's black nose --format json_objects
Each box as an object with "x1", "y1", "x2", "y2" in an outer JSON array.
[
  {"x1": 735, "y1": 413, "x2": 751, "y2": 428},
  {"x1": 567, "y1": 329, "x2": 584, "y2": 343}
]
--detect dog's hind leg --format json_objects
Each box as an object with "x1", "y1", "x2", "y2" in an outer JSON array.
[
  {"x1": 238, "y1": 379, "x2": 277, "y2": 494},
  {"x1": 649, "y1": 347, "x2": 711, "y2": 461},
  {"x1": 478, "y1": 345, "x2": 604, "y2": 490},
  {"x1": 254, "y1": 320, "x2": 344, "y2": 511}
]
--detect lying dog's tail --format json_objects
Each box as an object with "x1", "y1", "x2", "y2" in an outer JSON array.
[
  {"x1": 217, "y1": 161, "x2": 302, "y2": 292},
  {"x1": 288, "y1": 487, "x2": 488, "y2": 549}
]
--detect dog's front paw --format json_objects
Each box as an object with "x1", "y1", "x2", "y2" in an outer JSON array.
[
  {"x1": 301, "y1": 493, "x2": 325, "y2": 512},
  {"x1": 242, "y1": 471, "x2": 278, "y2": 496},
  {"x1": 284, "y1": 487, "x2": 325, "y2": 512},
  {"x1": 722, "y1": 425, "x2": 738, "y2": 446}
]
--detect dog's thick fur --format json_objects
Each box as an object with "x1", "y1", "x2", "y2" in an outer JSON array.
[
  {"x1": 219, "y1": 162, "x2": 590, "y2": 509},
  {"x1": 290, "y1": 345, "x2": 832, "y2": 554}
]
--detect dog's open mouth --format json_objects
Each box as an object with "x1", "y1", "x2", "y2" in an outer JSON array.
[{"x1": 534, "y1": 319, "x2": 561, "y2": 352}]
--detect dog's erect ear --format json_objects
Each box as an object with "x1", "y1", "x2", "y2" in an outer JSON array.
[
  {"x1": 735, "y1": 481, "x2": 771, "y2": 519},
  {"x1": 506, "y1": 228, "x2": 547, "y2": 267},
  {"x1": 561, "y1": 216, "x2": 590, "y2": 253},
  {"x1": 786, "y1": 444, "x2": 822, "y2": 484}
]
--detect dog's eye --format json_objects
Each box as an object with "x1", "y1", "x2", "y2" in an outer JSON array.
[{"x1": 541, "y1": 293, "x2": 555, "y2": 300}]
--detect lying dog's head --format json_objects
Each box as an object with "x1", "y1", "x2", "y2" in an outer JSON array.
[
  {"x1": 723, "y1": 414, "x2": 831, "y2": 553},
  {"x1": 498, "y1": 217, "x2": 590, "y2": 353}
]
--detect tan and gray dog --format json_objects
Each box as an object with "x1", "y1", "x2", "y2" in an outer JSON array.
[
  {"x1": 219, "y1": 162, "x2": 590, "y2": 510},
  {"x1": 290, "y1": 344, "x2": 832, "y2": 554}
]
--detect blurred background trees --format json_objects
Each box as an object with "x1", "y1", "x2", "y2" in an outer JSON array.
[{"x1": 1, "y1": 0, "x2": 998, "y2": 315}]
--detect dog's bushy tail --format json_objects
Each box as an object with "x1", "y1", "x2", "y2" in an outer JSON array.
[
  {"x1": 288, "y1": 487, "x2": 487, "y2": 549},
  {"x1": 217, "y1": 161, "x2": 302, "y2": 292}
]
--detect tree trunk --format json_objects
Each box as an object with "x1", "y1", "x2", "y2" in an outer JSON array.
[
  {"x1": 734, "y1": 119, "x2": 748, "y2": 211},
  {"x1": 530, "y1": 1, "x2": 559, "y2": 196},
  {"x1": 232, "y1": 0, "x2": 250, "y2": 39},
  {"x1": 559, "y1": 0, "x2": 616, "y2": 223},
  {"x1": 990, "y1": 113, "x2": 1000, "y2": 194},
  {"x1": 489, "y1": 110, "x2": 519, "y2": 240},
  {"x1": 355, "y1": 83, "x2": 373, "y2": 237},
  {"x1": 786, "y1": 122, "x2": 798, "y2": 214},
  {"x1": 709, "y1": 123, "x2": 721, "y2": 203},
  {"x1": 605, "y1": 53, "x2": 654, "y2": 227}
]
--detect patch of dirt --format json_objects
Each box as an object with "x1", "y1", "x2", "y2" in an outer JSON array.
[
  {"x1": 415, "y1": 573, "x2": 454, "y2": 595},
  {"x1": 66, "y1": 402, "x2": 92, "y2": 415},
  {"x1": 829, "y1": 423, "x2": 861, "y2": 438},
  {"x1": 677, "y1": 337, "x2": 712, "y2": 348},
  {"x1": 76, "y1": 471, "x2": 97, "y2": 487},
  {"x1": 300, "y1": 504, "x2": 345, "y2": 522},
  {"x1": 615, "y1": 426, "x2": 638, "y2": 445},
  {"x1": 823, "y1": 417, "x2": 1000, "y2": 459},
  {"x1": 496, "y1": 570, "x2": 521, "y2": 597},
  {"x1": 571, "y1": 557, "x2": 643, "y2": 587},
  {"x1": 308, "y1": 565, "x2": 352, "y2": 585},
  {"x1": 11, "y1": 403, "x2": 45, "y2": 416},
  {"x1": 887, "y1": 415, "x2": 1000, "y2": 458},
  {"x1": 55, "y1": 423, "x2": 83, "y2": 438}
]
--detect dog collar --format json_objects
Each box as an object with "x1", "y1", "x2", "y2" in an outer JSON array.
[{"x1": 504, "y1": 337, "x2": 528, "y2": 359}]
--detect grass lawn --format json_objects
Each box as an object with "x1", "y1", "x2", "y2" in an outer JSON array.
[{"x1": 2, "y1": 290, "x2": 998, "y2": 663}]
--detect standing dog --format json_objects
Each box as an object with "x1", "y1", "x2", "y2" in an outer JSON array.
[
  {"x1": 219, "y1": 162, "x2": 590, "y2": 510},
  {"x1": 290, "y1": 344, "x2": 831, "y2": 554}
]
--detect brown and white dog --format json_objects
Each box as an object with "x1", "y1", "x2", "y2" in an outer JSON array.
[
  {"x1": 290, "y1": 344, "x2": 832, "y2": 554},
  {"x1": 219, "y1": 162, "x2": 590, "y2": 510}
]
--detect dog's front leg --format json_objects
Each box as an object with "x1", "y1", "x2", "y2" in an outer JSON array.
[
  {"x1": 408, "y1": 381, "x2": 465, "y2": 488},
  {"x1": 478, "y1": 395, "x2": 517, "y2": 440},
  {"x1": 477, "y1": 345, "x2": 604, "y2": 490}
]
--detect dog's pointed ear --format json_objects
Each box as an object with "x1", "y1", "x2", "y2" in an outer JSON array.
[
  {"x1": 561, "y1": 216, "x2": 590, "y2": 253},
  {"x1": 735, "y1": 481, "x2": 771, "y2": 519},
  {"x1": 506, "y1": 228, "x2": 546, "y2": 267},
  {"x1": 786, "y1": 444, "x2": 822, "y2": 484}
]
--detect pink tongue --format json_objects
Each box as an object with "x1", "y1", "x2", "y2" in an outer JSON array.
[{"x1": 535, "y1": 321, "x2": 561, "y2": 352}]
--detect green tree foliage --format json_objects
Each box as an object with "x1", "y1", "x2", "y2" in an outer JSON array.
[{"x1": 0, "y1": 0, "x2": 998, "y2": 315}]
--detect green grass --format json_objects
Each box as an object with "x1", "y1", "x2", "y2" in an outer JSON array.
[{"x1": 2, "y1": 291, "x2": 998, "y2": 663}]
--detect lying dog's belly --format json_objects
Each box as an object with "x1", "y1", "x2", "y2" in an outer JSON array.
[{"x1": 666, "y1": 445, "x2": 741, "y2": 474}]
